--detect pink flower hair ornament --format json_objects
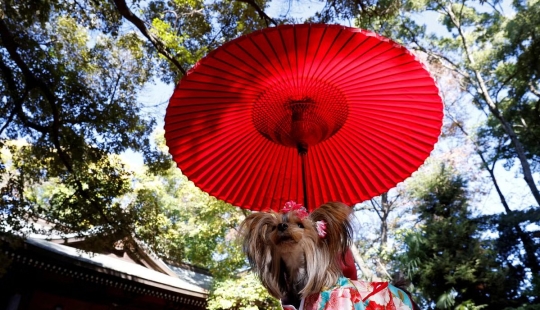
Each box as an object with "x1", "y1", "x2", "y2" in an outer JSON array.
[
  {"x1": 281, "y1": 201, "x2": 309, "y2": 220},
  {"x1": 315, "y1": 220, "x2": 327, "y2": 238},
  {"x1": 280, "y1": 201, "x2": 327, "y2": 238}
]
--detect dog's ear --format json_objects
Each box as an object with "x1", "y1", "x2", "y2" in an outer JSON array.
[
  {"x1": 239, "y1": 212, "x2": 278, "y2": 268},
  {"x1": 238, "y1": 212, "x2": 283, "y2": 298},
  {"x1": 309, "y1": 202, "x2": 353, "y2": 256}
]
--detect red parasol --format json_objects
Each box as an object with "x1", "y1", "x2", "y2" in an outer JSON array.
[{"x1": 164, "y1": 24, "x2": 443, "y2": 212}]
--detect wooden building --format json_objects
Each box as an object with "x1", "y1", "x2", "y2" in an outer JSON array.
[{"x1": 0, "y1": 235, "x2": 211, "y2": 310}]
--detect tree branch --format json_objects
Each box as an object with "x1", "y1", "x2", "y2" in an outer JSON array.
[
  {"x1": 350, "y1": 243, "x2": 379, "y2": 281},
  {"x1": 401, "y1": 23, "x2": 470, "y2": 79},
  {"x1": 112, "y1": 0, "x2": 187, "y2": 76},
  {"x1": 0, "y1": 106, "x2": 17, "y2": 137},
  {"x1": 530, "y1": 82, "x2": 540, "y2": 98},
  {"x1": 370, "y1": 198, "x2": 384, "y2": 221},
  {"x1": 0, "y1": 57, "x2": 40, "y2": 135},
  {"x1": 236, "y1": 0, "x2": 277, "y2": 27},
  {"x1": 0, "y1": 18, "x2": 69, "y2": 169},
  {"x1": 445, "y1": 111, "x2": 512, "y2": 213}
]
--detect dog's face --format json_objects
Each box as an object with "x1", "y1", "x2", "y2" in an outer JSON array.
[
  {"x1": 239, "y1": 202, "x2": 353, "y2": 302},
  {"x1": 268, "y1": 210, "x2": 319, "y2": 273}
]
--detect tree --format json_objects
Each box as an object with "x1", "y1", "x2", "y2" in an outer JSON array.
[
  {"x1": 352, "y1": 190, "x2": 413, "y2": 282},
  {"x1": 348, "y1": 0, "x2": 540, "y2": 296},
  {"x1": 112, "y1": 0, "x2": 279, "y2": 82},
  {"x1": 485, "y1": 0, "x2": 540, "y2": 172},
  {"x1": 0, "y1": 0, "x2": 157, "y2": 242},
  {"x1": 397, "y1": 163, "x2": 511, "y2": 309},
  {"x1": 3, "y1": 1, "x2": 540, "y2": 309},
  {"x1": 207, "y1": 273, "x2": 281, "y2": 310},
  {"x1": 0, "y1": 0, "x2": 275, "y2": 241},
  {"x1": 130, "y1": 135, "x2": 248, "y2": 279},
  {"x1": 385, "y1": 0, "x2": 540, "y2": 205}
]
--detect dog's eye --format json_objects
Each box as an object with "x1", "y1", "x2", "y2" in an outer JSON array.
[{"x1": 297, "y1": 223, "x2": 304, "y2": 228}]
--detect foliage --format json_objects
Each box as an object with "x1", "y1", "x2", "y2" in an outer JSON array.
[
  {"x1": 0, "y1": 0, "x2": 156, "y2": 243},
  {"x1": 397, "y1": 164, "x2": 511, "y2": 309},
  {"x1": 486, "y1": 0, "x2": 540, "y2": 171},
  {"x1": 400, "y1": 0, "x2": 540, "y2": 205},
  {"x1": 308, "y1": 0, "x2": 402, "y2": 24},
  {"x1": 142, "y1": 0, "x2": 278, "y2": 83},
  {"x1": 207, "y1": 272, "x2": 281, "y2": 310},
  {"x1": 131, "y1": 157, "x2": 248, "y2": 279}
]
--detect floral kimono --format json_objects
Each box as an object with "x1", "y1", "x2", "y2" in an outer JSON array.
[{"x1": 282, "y1": 277, "x2": 415, "y2": 310}]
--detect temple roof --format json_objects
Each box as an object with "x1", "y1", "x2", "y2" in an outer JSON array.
[{"x1": 25, "y1": 237, "x2": 210, "y2": 297}]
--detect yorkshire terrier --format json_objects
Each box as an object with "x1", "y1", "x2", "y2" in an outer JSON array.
[{"x1": 239, "y1": 201, "x2": 417, "y2": 310}]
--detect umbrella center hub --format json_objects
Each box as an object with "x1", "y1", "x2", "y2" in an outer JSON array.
[{"x1": 252, "y1": 80, "x2": 348, "y2": 150}]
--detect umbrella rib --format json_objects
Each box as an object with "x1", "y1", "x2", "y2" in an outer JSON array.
[
  {"x1": 325, "y1": 135, "x2": 382, "y2": 199},
  {"x1": 293, "y1": 26, "x2": 299, "y2": 91},
  {"x1": 346, "y1": 99, "x2": 442, "y2": 109},
  {"x1": 354, "y1": 106, "x2": 443, "y2": 120},
  {"x1": 192, "y1": 62, "x2": 260, "y2": 86},
  {"x1": 316, "y1": 137, "x2": 372, "y2": 201},
  {"x1": 174, "y1": 122, "x2": 256, "y2": 178},
  {"x1": 352, "y1": 115, "x2": 441, "y2": 148},
  {"x1": 235, "y1": 138, "x2": 277, "y2": 210},
  {"x1": 233, "y1": 40, "x2": 275, "y2": 78},
  {"x1": 192, "y1": 130, "x2": 266, "y2": 208},
  {"x1": 263, "y1": 31, "x2": 288, "y2": 81},
  {"x1": 340, "y1": 125, "x2": 431, "y2": 175},
  {"x1": 304, "y1": 26, "x2": 330, "y2": 81},
  {"x1": 320, "y1": 41, "x2": 414, "y2": 85},
  {"x1": 352, "y1": 110, "x2": 443, "y2": 133},
  {"x1": 337, "y1": 72, "x2": 434, "y2": 91},
  {"x1": 329, "y1": 132, "x2": 396, "y2": 197},
  {"x1": 239, "y1": 140, "x2": 287, "y2": 211},
  {"x1": 309, "y1": 145, "x2": 339, "y2": 208},
  {"x1": 249, "y1": 35, "x2": 285, "y2": 82},
  {"x1": 258, "y1": 143, "x2": 288, "y2": 211},
  {"x1": 312, "y1": 30, "x2": 360, "y2": 82},
  {"x1": 174, "y1": 87, "x2": 259, "y2": 96},
  {"x1": 296, "y1": 27, "x2": 311, "y2": 91},
  {"x1": 278, "y1": 27, "x2": 292, "y2": 73},
  {"x1": 329, "y1": 54, "x2": 414, "y2": 86},
  {"x1": 194, "y1": 111, "x2": 282, "y2": 209},
  {"x1": 190, "y1": 71, "x2": 254, "y2": 87},
  {"x1": 314, "y1": 37, "x2": 386, "y2": 80},
  {"x1": 277, "y1": 145, "x2": 300, "y2": 211},
  {"x1": 300, "y1": 25, "x2": 311, "y2": 92},
  {"x1": 165, "y1": 107, "x2": 252, "y2": 131},
  {"x1": 335, "y1": 66, "x2": 429, "y2": 90},
  {"x1": 314, "y1": 27, "x2": 345, "y2": 78}
]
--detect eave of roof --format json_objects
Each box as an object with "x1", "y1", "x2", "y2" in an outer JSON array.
[{"x1": 25, "y1": 238, "x2": 208, "y2": 298}]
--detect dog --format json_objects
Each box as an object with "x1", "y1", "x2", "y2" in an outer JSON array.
[{"x1": 239, "y1": 201, "x2": 417, "y2": 310}]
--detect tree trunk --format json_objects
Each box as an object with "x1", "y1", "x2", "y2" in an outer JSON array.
[
  {"x1": 349, "y1": 243, "x2": 381, "y2": 281},
  {"x1": 446, "y1": 4, "x2": 540, "y2": 207}
]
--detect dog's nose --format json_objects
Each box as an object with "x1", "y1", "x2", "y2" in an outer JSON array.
[{"x1": 277, "y1": 223, "x2": 288, "y2": 232}]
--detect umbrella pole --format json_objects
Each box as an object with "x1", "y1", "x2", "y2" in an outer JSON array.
[{"x1": 299, "y1": 149, "x2": 308, "y2": 210}]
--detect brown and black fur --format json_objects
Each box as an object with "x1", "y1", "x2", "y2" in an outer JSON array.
[{"x1": 239, "y1": 202, "x2": 353, "y2": 308}]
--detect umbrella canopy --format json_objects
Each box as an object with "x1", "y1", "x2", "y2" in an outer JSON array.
[{"x1": 165, "y1": 24, "x2": 443, "y2": 212}]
